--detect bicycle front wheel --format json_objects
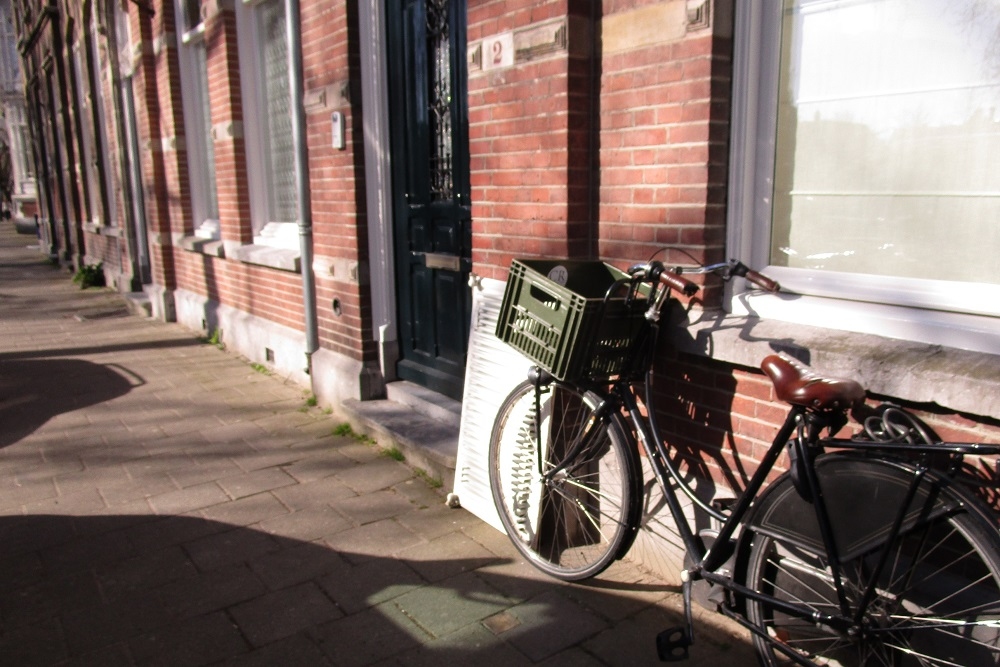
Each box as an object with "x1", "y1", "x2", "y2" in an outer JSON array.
[
  {"x1": 746, "y1": 470, "x2": 1000, "y2": 666},
  {"x1": 488, "y1": 379, "x2": 642, "y2": 581}
]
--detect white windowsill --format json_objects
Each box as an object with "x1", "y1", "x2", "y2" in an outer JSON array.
[
  {"x1": 731, "y1": 291, "x2": 1000, "y2": 358},
  {"x1": 194, "y1": 219, "x2": 221, "y2": 240},
  {"x1": 253, "y1": 221, "x2": 300, "y2": 251}
]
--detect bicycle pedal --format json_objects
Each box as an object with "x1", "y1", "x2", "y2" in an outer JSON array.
[{"x1": 656, "y1": 626, "x2": 691, "y2": 662}]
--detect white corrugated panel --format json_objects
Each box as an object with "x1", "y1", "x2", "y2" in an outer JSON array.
[
  {"x1": 452, "y1": 277, "x2": 531, "y2": 531},
  {"x1": 452, "y1": 276, "x2": 691, "y2": 584}
]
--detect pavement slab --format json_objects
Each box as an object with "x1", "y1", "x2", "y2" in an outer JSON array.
[{"x1": 0, "y1": 224, "x2": 754, "y2": 665}]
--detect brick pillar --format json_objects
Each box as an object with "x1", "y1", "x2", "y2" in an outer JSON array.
[{"x1": 133, "y1": 0, "x2": 182, "y2": 301}]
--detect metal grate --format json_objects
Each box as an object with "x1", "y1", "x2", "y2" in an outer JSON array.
[{"x1": 426, "y1": 0, "x2": 453, "y2": 201}]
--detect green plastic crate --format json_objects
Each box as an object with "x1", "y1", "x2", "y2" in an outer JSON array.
[{"x1": 496, "y1": 259, "x2": 649, "y2": 381}]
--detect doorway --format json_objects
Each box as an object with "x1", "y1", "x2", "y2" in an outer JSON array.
[{"x1": 386, "y1": 0, "x2": 472, "y2": 401}]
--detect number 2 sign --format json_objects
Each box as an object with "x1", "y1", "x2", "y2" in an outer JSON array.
[{"x1": 482, "y1": 32, "x2": 514, "y2": 71}]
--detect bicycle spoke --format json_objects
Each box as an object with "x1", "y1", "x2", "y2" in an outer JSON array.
[
  {"x1": 748, "y1": 469, "x2": 1000, "y2": 667},
  {"x1": 893, "y1": 543, "x2": 981, "y2": 603},
  {"x1": 489, "y1": 380, "x2": 641, "y2": 580},
  {"x1": 546, "y1": 481, "x2": 622, "y2": 534},
  {"x1": 880, "y1": 641, "x2": 967, "y2": 667},
  {"x1": 765, "y1": 554, "x2": 841, "y2": 613},
  {"x1": 560, "y1": 475, "x2": 624, "y2": 512},
  {"x1": 885, "y1": 525, "x2": 953, "y2": 588}
]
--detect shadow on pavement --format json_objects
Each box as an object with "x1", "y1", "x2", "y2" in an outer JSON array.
[
  {"x1": 0, "y1": 337, "x2": 205, "y2": 362},
  {"x1": 0, "y1": 359, "x2": 140, "y2": 448},
  {"x1": 0, "y1": 514, "x2": 718, "y2": 666}
]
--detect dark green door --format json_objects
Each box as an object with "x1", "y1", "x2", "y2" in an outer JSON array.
[{"x1": 386, "y1": 0, "x2": 472, "y2": 401}]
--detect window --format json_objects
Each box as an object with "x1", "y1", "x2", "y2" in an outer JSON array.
[
  {"x1": 236, "y1": 0, "x2": 298, "y2": 249},
  {"x1": 72, "y1": 44, "x2": 100, "y2": 222},
  {"x1": 175, "y1": 0, "x2": 219, "y2": 238},
  {"x1": 16, "y1": 122, "x2": 33, "y2": 180},
  {"x1": 0, "y1": 0, "x2": 20, "y2": 95},
  {"x1": 85, "y1": 10, "x2": 117, "y2": 226},
  {"x1": 730, "y1": 0, "x2": 1000, "y2": 353}
]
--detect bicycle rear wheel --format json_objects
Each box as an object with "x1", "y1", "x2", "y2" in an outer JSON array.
[
  {"x1": 488, "y1": 379, "x2": 642, "y2": 581},
  {"x1": 746, "y1": 468, "x2": 1000, "y2": 666}
]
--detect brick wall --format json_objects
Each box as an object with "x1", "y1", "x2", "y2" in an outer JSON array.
[
  {"x1": 470, "y1": 0, "x2": 1000, "y2": 517},
  {"x1": 467, "y1": 1, "x2": 730, "y2": 298},
  {"x1": 70, "y1": 1, "x2": 119, "y2": 274},
  {"x1": 204, "y1": 2, "x2": 253, "y2": 246},
  {"x1": 301, "y1": 1, "x2": 376, "y2": 363},
  {"x1": 468, "y1": 1, "x2": 599, "y2": 281},
  {"x1": 598, "y1": 1, "x2": 731, "y2": 306},
  {"x1": 129, "y1": 0, "x2": 175, "y2": 290},
  {"x1": 80, "y1": 0, "x2": 133, "y2": 280},
  {"x1": 131, "y1": 0, "x2": 374, "y2": 364},
  {"x1": 653, "y1": 344, "x2": 1000, "y2": 509},
  {"x1": 43, "y1": 0, "x2": 1000, "y2": 471}
]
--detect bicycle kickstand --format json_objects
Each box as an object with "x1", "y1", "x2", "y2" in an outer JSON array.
[{"x1": 656, "y1": 576, "x2": 694, "y2": 661}]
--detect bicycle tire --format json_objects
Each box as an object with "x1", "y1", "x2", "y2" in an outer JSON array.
[
  {"x1": 488, "y1": 379, "x2": 642, "y2": 581},
  {"x1": 745, "y1": 458, "x2": 1000, "y2": 666}
]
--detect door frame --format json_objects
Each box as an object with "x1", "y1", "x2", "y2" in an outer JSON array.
[
  {"x1": 359, "y1": 0, "x2": 472, "y2": 397},
  {"x1": 359, "y1": 0, "x2": 400, "y2": 381}
]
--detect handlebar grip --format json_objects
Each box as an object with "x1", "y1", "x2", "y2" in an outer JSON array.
[
  {"x1": 744, "y1": 269, "x2": 780, "y2": 293},
  {"x1": 660, "y1": 269, "x2": 700, "y2": 296}
]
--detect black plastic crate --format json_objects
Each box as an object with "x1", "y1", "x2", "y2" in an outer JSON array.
[{"x1": 495, "y1": 259, "x2": 649, "y2": 381}]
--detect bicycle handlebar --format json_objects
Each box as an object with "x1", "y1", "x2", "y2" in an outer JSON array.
[
  {"x1": 730, "y1": 262, "x2": 780, "y2": 293},
  {"x1": 657, "y1": 266, "x2": 700, "y2": 296},
  {"x1": 629, "y1": 259, "x2": 779, "y2": 295}
]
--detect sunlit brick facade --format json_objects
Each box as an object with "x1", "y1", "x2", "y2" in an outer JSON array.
[{"x1": 15, "y1": 1, "x2": 1000, "y2": 577}]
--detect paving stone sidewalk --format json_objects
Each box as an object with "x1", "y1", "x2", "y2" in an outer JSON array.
[{"x1": 0, "y1": 223, "x2": 753, "y2": 666}]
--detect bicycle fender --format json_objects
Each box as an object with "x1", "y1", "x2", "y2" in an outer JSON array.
[{"x1": 741, "y1": 454, "x2": 961, "y2": 564}]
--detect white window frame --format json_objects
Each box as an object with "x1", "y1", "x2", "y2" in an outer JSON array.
[
  {"x1": 89, "y1": 10, "x2": 118, "y2": 227},
  {"x1": 727, "y1": 1, "x2": 1000, "y2": 355},
  {"x1": 15, "y1": 119, "x2": 35, "y2": 185},
  {"x1": 72, "y1": 43, "x2": 101, "y2": 224},
  {"x1": 174, "y1": 0, "x2": 220, "y2": 239},
  {"x1": 235, "y1": 0, "x2": 299, "y2": 250}
]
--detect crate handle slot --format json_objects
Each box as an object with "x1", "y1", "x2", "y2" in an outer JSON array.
[{"x1": 528, "y1": 283, "x2": 562, "y2": 311}]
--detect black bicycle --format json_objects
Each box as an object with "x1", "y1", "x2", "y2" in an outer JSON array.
[{"x1": 489, "y1": 257, "x2": 1000, "y2": 665}]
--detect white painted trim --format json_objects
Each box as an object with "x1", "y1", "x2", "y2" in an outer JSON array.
[
  {"x1": 726, "y1": 1, "x2": 1000, "y2": 354},
  {"x1": 234, "y1": 0, "x2": 294, "y2": 234},
  {"x1": 173, "y1": 0, "x2": 218, "y2": 234},
  {"x1": 359, "y1": 0, "x2": 397, "y2": 348}
]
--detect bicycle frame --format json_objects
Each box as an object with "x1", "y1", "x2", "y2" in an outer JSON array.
[
  {"x1": 515, "y1": 263, "x2": 1000, "y2": 665},
  {"x1": 546, "y1": 363, "x2": 1000, "y2": 664}
]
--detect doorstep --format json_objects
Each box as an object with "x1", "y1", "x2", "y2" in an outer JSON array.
[{"x1": 340, "y1": 381, "x2": 460, "y2": 492}]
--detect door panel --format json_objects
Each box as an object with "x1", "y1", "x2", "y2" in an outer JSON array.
[{"x1": 388, "y1": 0, "x2": 471, "y2": 400}]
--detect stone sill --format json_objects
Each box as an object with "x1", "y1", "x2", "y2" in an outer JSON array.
[
  {"x1": 673, "y1": 311, "x2": 1000, "y2": 419},
  {"x1": 231, "y1": 243, "x2": 301, "y2": 273},
  {"x1": 83, "y1": 222, "x2": 123, "y2": 237},
  {"x1": 178, "y1": 235, "x2": 225, "y2": 257},
  {"x1": 177, "y1": 237, "x2": 300, "y2": 272}
]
